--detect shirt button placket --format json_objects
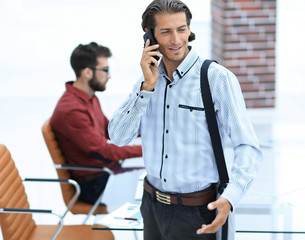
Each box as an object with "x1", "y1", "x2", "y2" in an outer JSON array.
[
  {"x1": 163, "y1": 82, "x2": 171, "y2": 185},
  {"x1": 163, "y1": 107, "x2": 169, "y2": 184}
]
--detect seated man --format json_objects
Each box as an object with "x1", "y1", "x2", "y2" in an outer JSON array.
[{"x1": 50, "y1": 42, "x2": 142, "y2": 204}]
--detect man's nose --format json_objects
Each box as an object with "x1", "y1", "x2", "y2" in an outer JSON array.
[{"x1": 170, "y1": 31, "x2": 179, "y2": 44}]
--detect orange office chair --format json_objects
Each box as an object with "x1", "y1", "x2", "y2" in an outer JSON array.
[
  {"x1": 41, "y1": 119, "x2": 109, "y2": 223},
  {"x1": 0, "y1": 144, "x2": 114, "y2": 240}
]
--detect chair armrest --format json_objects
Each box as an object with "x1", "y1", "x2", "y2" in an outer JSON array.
[
  {"x1": 54, "y1": 164, "x2": 144, "y2": 175},
  {"x1": 24, "y1": 177, "x2": 80, "y2": 199},
  {"x1": 2, "y1": 208, "x2": 52, "y2": 214},
  {"x1": 23, "y1": 178, "x2": 80, "y2": 220},
  {"x1": 24, "y1": 178, "x2": 70, "y2": 183},
  {"x1": 54, "y1": 164, "x2": 113, "y2": 174},
  {"x1": 0, "y1": 208, "x2": 63, "y2": 240}
]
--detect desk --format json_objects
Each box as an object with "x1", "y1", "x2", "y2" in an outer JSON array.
[
  {"x1": 93, "y1": 168, "x2": 144, "y2": 240},
  {"x1": 99, "y1": 168, "x2": 145, "y2": 213}
]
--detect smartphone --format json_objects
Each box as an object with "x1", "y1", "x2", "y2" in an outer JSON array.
[{"x1": 143, "y1": 29, "x2": 160, "y2": 62}]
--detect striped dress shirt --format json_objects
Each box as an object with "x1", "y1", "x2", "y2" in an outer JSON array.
[{"x1": 108, "y1": 47, "x2": 262, "y2": 209}]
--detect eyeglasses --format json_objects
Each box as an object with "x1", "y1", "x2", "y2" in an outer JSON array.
[{"x1": 89, "y1": 67, "x2": 110, "y2": 73}]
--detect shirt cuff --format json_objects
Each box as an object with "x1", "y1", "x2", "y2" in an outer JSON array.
[
  {"x1": 220, "y1": 182, "x2": 243, "y2": 211},
  {"x1": 134, "y1": 88, "x2": 154, "y2": 108}
]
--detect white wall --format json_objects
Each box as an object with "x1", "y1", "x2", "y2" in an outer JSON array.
[{"x1": 0, "y1": 0, "x2": 210, "y2": 98}]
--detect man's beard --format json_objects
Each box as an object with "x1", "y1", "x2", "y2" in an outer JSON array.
[{"x1": 88, "y1": 74, "x2": 106, "y2": 92}]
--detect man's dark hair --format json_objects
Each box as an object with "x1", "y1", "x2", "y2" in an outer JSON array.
[
  {"x1": 70, "y1": 42, "x2": 112, "y2": 77},
  {"x1": 141, "y1": 0, "x2": 195, "y2": 42}
]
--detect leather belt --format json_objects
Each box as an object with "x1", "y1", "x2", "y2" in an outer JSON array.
[{"x1": 144, "y1": 179, "x2": 216, "y2": 206}]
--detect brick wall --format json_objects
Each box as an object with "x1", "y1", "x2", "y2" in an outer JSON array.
[{"x1": 211, "y1": 0, "x2": 276, "y2": 108}]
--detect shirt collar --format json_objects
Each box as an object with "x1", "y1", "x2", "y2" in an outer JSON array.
[
  {"x1": 159, "y1": 46, "x2": 199, "y2": 81},
  {"x1": 65, "y1": 81, "x2": 94, "y2": 102},
  {"x1": 176, "y1": 46, "x2": 199, "y2": 78}
]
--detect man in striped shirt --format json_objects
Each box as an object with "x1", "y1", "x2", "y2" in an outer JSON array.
[{"x1": 108, "y1": 0, "x2": 262, "y2": 239}]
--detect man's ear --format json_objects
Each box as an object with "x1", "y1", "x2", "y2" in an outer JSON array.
[{"x1": 81, "y1": 67, "x2": 93, "y2": 79}]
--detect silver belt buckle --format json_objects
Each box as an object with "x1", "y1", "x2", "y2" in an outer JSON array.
[{"x1": 156, "y1": 191, "x2": 171, "y2": 205}]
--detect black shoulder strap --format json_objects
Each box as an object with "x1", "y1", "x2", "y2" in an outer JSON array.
[{"x1": 200, "y1": 60, "x2": 229, "y2": 191}]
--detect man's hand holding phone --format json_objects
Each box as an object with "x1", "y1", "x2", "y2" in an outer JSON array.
[{"x1": 140, "y1": 31, "x2": 162, "y2": 92}]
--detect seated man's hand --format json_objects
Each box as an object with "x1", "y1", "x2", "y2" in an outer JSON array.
[{"x1": 109, "y1": 161, "x2": 122, "y2": 171}]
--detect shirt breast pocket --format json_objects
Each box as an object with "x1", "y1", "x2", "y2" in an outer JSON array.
[
  {"x1": 178, "y1": 104, "x2": 205, "y2": 112},
  {"x1": 177, "y1": 104, "x2": 206, "y2": 126},
  {"x1": 174, "y1": 104, "x2": 207, "y2": 141}
]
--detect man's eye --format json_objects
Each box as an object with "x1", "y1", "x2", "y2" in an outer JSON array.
[{"x1": 178, "y1": 29, "x2": 186, "y2": 32}]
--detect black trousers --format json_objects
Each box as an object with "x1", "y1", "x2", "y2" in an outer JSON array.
[
  {"x1": 78, "y1": 172, "x2": 110, "y2": 205},
  {"x1": 140, "y1": 190, "x2": 216, "y2": 240}
]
